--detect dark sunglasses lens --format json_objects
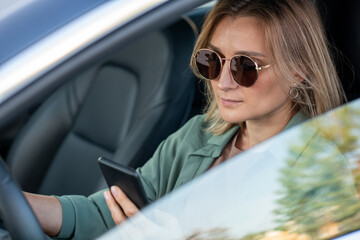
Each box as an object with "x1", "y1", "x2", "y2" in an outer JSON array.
[
  {"x1": 195, "y1": 50, "x2": 221, "y2": 80},
  {"x1": 231, "y1": 56, "x2": 257, "y2": 87}
]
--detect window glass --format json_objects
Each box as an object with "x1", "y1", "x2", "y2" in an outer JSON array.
[{"x1": 100, "y1": 99, "x2": 360, "y2": 240}]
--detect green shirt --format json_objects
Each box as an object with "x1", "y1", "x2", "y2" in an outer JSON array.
[{"x1": 56, "y1": 113, "x2": 307, "y2": 239}]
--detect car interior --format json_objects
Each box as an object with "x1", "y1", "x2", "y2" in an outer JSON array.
[
  {"x1": 0, "y1": 0, "x2": 359, "y2": 201},
  {"x1": 4, "y1": 15, "x2": 203, "y2": 197},
  {"x1": 0, "y1": 0, "x2": 359, "y2": 240},
  {"x1": 317, "y1": 0, "x2": 360, "y2": 102}
]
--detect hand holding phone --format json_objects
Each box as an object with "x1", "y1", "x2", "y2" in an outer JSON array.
[{"x1": 98, "y1": 157, "x2": 149, "y2": 209}]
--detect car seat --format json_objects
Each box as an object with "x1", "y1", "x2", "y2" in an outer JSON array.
[
  {"x1": 6, "y1": 17, "x2": 198, "y2": 196},
  {"x1": 317, "y1": 0, "x2": 360, "y2": 101}
]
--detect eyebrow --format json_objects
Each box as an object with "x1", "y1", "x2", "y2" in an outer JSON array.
[{"x1": 208, "y1": 43, "x2": 266, "y2": 57}]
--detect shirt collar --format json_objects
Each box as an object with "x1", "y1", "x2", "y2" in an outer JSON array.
[
  {"x1": 191, "y1": 111, "x2": 308, "y2": 159},
  {"x1": 191, "y1": 126, "x2": 239, "y2": 158},
  {"x1": 283, "y1": 110, "x2": 308, "y2": 131}
]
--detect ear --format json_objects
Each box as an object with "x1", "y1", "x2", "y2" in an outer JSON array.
[
  {"x1": 292, "y1": 65, "x2": 307, "y2": 83},
  {"x1": 294, "y1": 72, "x2": 305, "y2": 83}
]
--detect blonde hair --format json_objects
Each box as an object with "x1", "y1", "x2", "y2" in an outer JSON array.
[{"x1": 190, "y1": 0, "x2": 345, "y2": 135}]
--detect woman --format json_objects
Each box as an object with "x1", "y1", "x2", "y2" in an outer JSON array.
[{"x1": 26, "y1": 0, "x2": 345, "y2": 239}]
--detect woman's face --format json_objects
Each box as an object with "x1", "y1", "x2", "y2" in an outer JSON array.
[{"x1": 209, "y1": 16, "x2": 292, "y2": 125}]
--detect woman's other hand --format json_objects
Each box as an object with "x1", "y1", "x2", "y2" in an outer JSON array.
[{"x1": 104, "y1": 186, "x2": 139, "y2": 225}]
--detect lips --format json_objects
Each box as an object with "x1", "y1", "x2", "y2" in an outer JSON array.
[{"x1": 220, "y1": 97, "x2": 243, "y2": 106}]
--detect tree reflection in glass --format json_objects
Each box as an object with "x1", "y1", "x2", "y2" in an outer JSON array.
[{"x1": 274, "y1": 105, "x2": 360, "y2": 239}]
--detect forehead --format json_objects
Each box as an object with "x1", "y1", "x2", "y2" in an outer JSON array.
[{"x1": 210, "y1": 16, "x2": 267, "y2": 57}]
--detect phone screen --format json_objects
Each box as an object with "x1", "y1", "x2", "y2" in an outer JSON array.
[{"x1": 98, "y1": 157, "x2": 149, "y2": 209}]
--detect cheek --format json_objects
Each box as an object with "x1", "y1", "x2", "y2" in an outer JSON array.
[
  {"x1": 248, "y1": 74, "x2": 288, "y2": 104},
  {"x1": 210, "y1": 79, "x2": 218, "y2": 90},
  {"x1": 210, "y1": 80, "x2": 219, "y2": 99}
]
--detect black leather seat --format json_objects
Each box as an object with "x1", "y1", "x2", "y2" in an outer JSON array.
[{"x1": 7, "y1": 18, "x2": 198, "y2": 196}]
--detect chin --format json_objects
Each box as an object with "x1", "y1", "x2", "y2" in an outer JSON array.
[{"x1": 219, "y1": 111, "x2": 246, "y2": 124}]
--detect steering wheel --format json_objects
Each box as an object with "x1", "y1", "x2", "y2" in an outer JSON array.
[{"x1": 0, "y1": 156, "x2": 47, "y2": 240}]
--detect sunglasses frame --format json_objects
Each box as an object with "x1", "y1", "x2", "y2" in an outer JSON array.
[{"x1": 194, "y1": 48, "x2": 271, "y2": 87}]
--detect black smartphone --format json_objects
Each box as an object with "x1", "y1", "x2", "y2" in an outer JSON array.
[{"x1": 98, "y1": 157, "x2": 149, "y2": 209}]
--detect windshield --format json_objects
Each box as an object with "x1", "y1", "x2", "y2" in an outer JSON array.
[{"x1": 100, "y1": 99, "x2": 360, "y2": 240}]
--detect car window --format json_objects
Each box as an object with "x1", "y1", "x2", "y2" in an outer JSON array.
[{"x1": 99, "y1": 99, "x2": 360, "y2": 240}]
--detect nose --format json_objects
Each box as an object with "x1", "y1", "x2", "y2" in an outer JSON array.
[{"x1": 217, "y1": 60, "x2": 239, "y2": 90}]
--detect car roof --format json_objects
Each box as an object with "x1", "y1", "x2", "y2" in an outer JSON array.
[{"x1": 0, "y1": 0, "x2": 107, "y2": 65}]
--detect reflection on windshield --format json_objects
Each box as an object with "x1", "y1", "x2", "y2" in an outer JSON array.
[{"x1": 100, "y1": 100, "x2": 360, "y2": 240}]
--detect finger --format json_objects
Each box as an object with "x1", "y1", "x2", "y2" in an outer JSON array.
[
  {"x1": 104, "y1": 190, "x2": 126, "y2": 225},
  {"x1": 110, "y1": 186, "x2": 139, "y2": 218}
]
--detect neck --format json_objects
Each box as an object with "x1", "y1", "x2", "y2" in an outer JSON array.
[{"x1": 236, "y1": 108, "x2": 296, "y2": 151}]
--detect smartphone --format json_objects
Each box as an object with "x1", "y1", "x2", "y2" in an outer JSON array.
[{"x1": 98, "y1": 157, "x2": 149, "y2": 209}]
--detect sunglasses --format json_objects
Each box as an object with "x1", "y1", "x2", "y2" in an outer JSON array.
[{"x1": 194, "y1": 48, "x2": 271, "y2": 87}]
